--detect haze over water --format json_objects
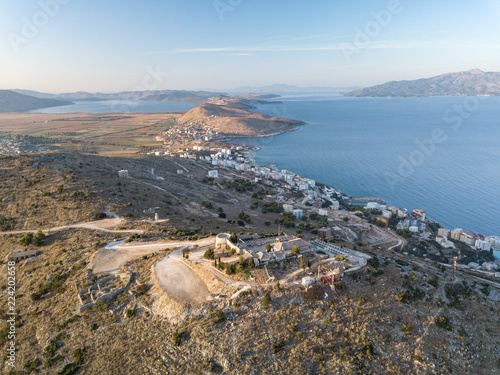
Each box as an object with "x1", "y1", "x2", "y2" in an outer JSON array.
[{"x1": 235, "y1": 95, "x2": 500, "y2": 236}]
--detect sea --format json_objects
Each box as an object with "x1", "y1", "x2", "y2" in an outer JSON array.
[
  {"x1": 233, "y1": 93, "x2": 500, "y2": 237},
  {"x1": 29, "y1": 99, "x2": 198, "y2": 114},
  {"x1": 32, "y1": 96, "x2": 500, "y2": 236}
]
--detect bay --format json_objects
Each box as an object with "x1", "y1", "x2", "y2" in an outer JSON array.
[{"x1": 233, "y1": 94, "x2": 500, "y2": 236}]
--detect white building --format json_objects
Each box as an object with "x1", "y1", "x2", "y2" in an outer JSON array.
[
  {"x1": 302, "y1": 276, "x2": 315, "y2": 287},
  {"x1": 318, "y1": 209, "x2": 328, "y2": 216},
  {"x1": 475, "y1": 239, "x2": 491, "y2": 251},
  {"x1": 292, "y1": 209, "x2": 303, "y2": 220},
  {"x1": 118, "y1": 170, "x2": 129, "y2": 178},
  {"x1": 382, "y1": 210, "x2": 392, "y2": 219},
  {"x1": 283, "y1": 204, "x2": 294, "y2": 213},
  {"x1": 208, "y1": 170, "x2": 219, "y2": 178}
]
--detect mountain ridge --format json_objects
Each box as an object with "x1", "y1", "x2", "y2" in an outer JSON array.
[
  {"x1": 0, "y1": 90, "x2": 73, "y2": 113},
  {"x1": 345, "y1": 69, "x2": 500, "y2": 97}
]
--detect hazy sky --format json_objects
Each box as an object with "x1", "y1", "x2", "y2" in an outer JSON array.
[{"x1": 1, "y1": 0, "x2": 499, "y2": 93}]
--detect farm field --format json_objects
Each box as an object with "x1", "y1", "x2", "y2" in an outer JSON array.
[{"x1": 0, "y1": 112, "x2": 180, "y2": 154}]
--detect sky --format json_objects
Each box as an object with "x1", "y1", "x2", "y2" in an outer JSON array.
[{"x1": 1, "y1": 0, "x2": 499, "y2": 93}]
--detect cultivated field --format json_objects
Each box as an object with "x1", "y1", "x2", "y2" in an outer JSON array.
[{"x1": 0, "y1": 112, "x2": 181, "y2": 154}]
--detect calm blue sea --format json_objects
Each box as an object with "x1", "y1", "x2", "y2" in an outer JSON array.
[
  {"x1": 29, "y1": 100, "x2": 198, "y2": 113},
  {"x1": 232, "y1": 94, "x2": 500, "y2": 236}
]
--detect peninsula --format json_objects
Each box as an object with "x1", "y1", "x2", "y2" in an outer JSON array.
[{"x1": 345, "y1": 69, "x2": 500, "y2": 97}]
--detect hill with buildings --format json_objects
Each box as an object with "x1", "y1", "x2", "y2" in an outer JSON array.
[
  {"x1": 345, "y1": 69, "x2": 500, "y2": 97},
  {"x1": 177, "y1": 96, "x2": 305, "y2": 136},
  {"x1": 0, "y1": 90, "x2": 73, "y2": 113}
]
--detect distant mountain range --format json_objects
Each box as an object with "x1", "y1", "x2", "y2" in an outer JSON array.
[
  {"x1": 0, "y1": 90, "x2": 73, "y2": 113},
  {"x1": 345, "y1": 69, "x2": 500, "y2": 97},
  {"x1": 11, "y1": 89, "x2": 224, "y2": 103},
  {"x1": 229, "y1": 84, "x2": 359, "y2": 95}
]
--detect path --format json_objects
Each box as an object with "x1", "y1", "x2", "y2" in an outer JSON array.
[{"x1": 0, "y1": 218, "x2": 143, "y2": 236}]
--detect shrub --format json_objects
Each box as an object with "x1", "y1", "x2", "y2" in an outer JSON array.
[
  {"x1": 428, "y1": 276, "x2": 438, "y2": 288},
  {"x1": 213, "y1": 310, "x2": 225, "y2": 324},
  {"x1": 395, "y1": 289, "x2": 410, "y2": 303},
  {"x1": 402, "y1": 325, "x2": 413, "y2": 335},
  {"x1": 202, "y1": 201, "x2": 214, "y2": 209},
  {"x1": 172, "y1": 331, "x2": 181, "y2": 346},
  {"x1": 435, "y1": 316, "x2": 452, "y2": 331},
  {"x1": 271, "y1": 340, "x2": 285, "y2": 354}
]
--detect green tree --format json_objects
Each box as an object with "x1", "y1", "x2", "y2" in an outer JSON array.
[
  {"x1": 18, "y1": 232, "x2": 34, "y2": 246},
  {"x1": 239, "y1": 256, "x2": 246, "y2": 267},
  {"x1": 300, "y1": 256, "x2": 308, "y2": 270},
  {"x1": 204, "y1": 247, "x2": 215, "y2": 260},
  {"x1": 275, "y1": 282, "x2": 281, "y2": 292},
  {"x1": 230, "y1": 232, "x2": 238, "y2": 244},
  {"x1": 248, "y1": 258, "x2": 255, "y2": 269},
  {"x1": 261, "y1": 292, "x2": 271, "y2": 310},
  {"x1": 33, "y1": 230, "x2": 46, "y2": 246},
  {"x1": 292, "y1": 246, "x2": 300, "y2": 257}
]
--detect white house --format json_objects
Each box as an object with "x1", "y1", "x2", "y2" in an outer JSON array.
[
  {"x1": 283, "y1": 204, "x2": 294, "y2": 213},
  {"x1": 302, "y1": 276, "x2": 315, "y2": 287},
  {"x1": 319, "y1": 209, "x2": 328, "y2": 216},
  {"x1": 208, "y1": 170, "x2": 219, "y2": 178},
  {"x1": 118, "y1": 170, "x2": 129, "y2": 178}
]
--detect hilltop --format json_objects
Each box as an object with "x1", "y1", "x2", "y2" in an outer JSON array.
[
  {"x1": 177, "y1": 96, "x2": 305, "y2": 136},
  {"x1": 0, "y1": 90, "x2": 72, "y2": 113},
  {"x1": 0, "y1": 151, "x2": 499, "y2": 374},
  {"x1": 346, "y1": 69, "x2": 500, "y2": 97}
]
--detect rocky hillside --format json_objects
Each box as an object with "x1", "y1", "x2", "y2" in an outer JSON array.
[
  {"x1": 0, "y1": 90, "x2": 72, "y2": 113},
  {"x1": 346, "y1": 69, "x2": 500, "y2": 97},
  {"x1": 177, "y1": 97, "x2": 305, "y2": 136}
]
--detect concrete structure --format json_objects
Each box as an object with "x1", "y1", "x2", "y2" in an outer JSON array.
[
  {"x1": 412, "y1": 209, "x2": 427, "y2": 221},
  {"x1": 8, "y1": 248, "x2": 38, "y2": 263},
  {"x1": 451, "y1": 228, "x2": 463, "y2": 241},
  {"x1": 118, "y1": 170, "x2": 129, "y2": 178},
  {"x1": 382, "y1": 210, "x2": 392, "y2": 219},
  {"x1": 292, "y1": 209, "x2": 303, "y2": 220},
  {"x1": 208, "y1": 170, "x2": 219, "y2": 178},
  {"x1": 475, "y1": 239, "x2": 491, "y2": 251},
  {"x1": 302, "y1": 276, "x2": 315, "y2": 287},
  {"x1": 318, "y1": 227, "x2": 332, "y2": 239},
  {"x1": 438, "y1": 228, "x2": 451, "y2": 238},
  {"x1": 283, "y1": 204, "x2": 293, "y2": 213},
  {"x1": 318, "y1": 209, "x2": 328, "y2": 217}
]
